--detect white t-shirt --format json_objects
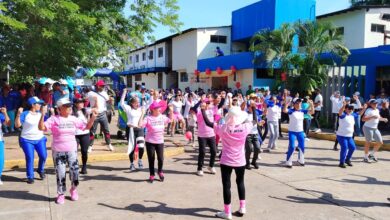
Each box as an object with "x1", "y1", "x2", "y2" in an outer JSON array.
[
  {"x1": 88, "y1": 91, "x2": 109, "y2": 113},
  {"x1": 337, "y1": 113, "x2": 356, "y2": 137},
  {"x1": 170, "y1": 100, "x2": 184, "y2": 113},
  {"x1": 330, "y1": 95, "x2": 343, "y2": 114},
  {"x1": 187, "y1": 113, "x2": 197, "y2": 127},
  {"x1": 183, "y1": 98, "x2": 196, "y2": 118},
  {"x1": 266, "y1": 105, "x2": 280, "y2": 122},
  {"x1": 247, "y1": 112, "x2": 258, "y2": 134},
  {"x1": 75, "y1": 110, "x2": 90, "y2": 135},
  {"x1": 288, "y1": 109, "x2": 307, "y2": 132},
  {"x1": 363, "y1": 108, "x2": 380, "y2": 128},
  {"x1": 314, "y1": 94, "x2": 323, "y2": 111},
  {"x1": 20, "y1": 111, "x2": 45, "y2": 140}
]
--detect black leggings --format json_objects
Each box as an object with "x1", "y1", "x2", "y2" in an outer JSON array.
[
  {"x1": 129, "y1": 128, "x2": 145, "y2": 163},
  {"x1": 221, "y1": 164, "x2": 246, "y2": 205},
  {"x1": 312, "y1": 110, "x2": 321, "y2": 129},
  {"x1": 261, "y1": 119, "x2": 268, "y2": 140},
  {"x1": 197, "y1": 136, "x2": 216, "y2": 171},
  {"x1": 76, "y1": 134, "x2": 90, "y2": 166},
  {"x1": 146, "y1": 142, "x2": 164, "y2": 176}
]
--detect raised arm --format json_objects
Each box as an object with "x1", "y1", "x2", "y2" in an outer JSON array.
[
  {"x1": 38, "y1": 106, "x2": 48, "y2": 131},
  {"x1": 0, "y1": 107, "x2": 10, "y2": 127},
  {"x1": 338, "y1": 101, "x2": 347, "y2": 116},
  {"x1": 14, "y1": 107, "x2": 24, "y2": 128},
  {"x1": 120, "y1": 88, "x2": 129, "y2": 109}
]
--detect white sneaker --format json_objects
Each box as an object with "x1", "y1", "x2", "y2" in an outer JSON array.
[
  {"x1": 107, "y1": 144, "x2": 114, "y2": 151},
  {"x1": 286, "y1": 161, "x2": 293, "y2": 168},
  {"x1": 0, "y1": 180, "x2": 3, "y2": 185},
  {"x1": 215, "y1": 211, "x2": 232, "y2": 220},
  {"x1": 196, "y1": 170, "x2": 204, "y2": 176},
  {"x1": 314, "y1": 129, "x2": 322, "y2": 133},
  {"x1": 305, "y1": 138, "x2": 310, "y2": 141},
  {"x1": 239, "y1": 207, "x2": 246, "y2": 214},
  {"x1": 208, "y1": 167, "x2": 217, "y2": 174},
  {"x1": 88, "y1": 146, "x2": 93, "y2": 153}
]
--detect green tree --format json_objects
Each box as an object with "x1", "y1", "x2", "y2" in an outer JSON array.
[
  {"x1": 293, "y1": 21, "x2": 350, "y2": 94},
  {"x1": 249, "y1": 23, "x2": 301, "y2": 89},
  {"x1": 0, "y1": 0, "x2": 182, "y2": 79},
  {"x1": 350, "y1": 0, "x2": 390, "y2": 6}
]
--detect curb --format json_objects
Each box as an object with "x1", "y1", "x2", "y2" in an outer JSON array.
[
  {"x1": 4, "y1": 146, "x2": 185, "y2": 170},
  {"x1": 281, "y1": 127, "x2": 390, "y2": 151}
]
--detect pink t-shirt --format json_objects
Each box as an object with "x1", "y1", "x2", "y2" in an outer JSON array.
[
  {"x1": 142, "y1": 115, "x2": 170, "y2": 144},
  {"x1": 215, "y1": 122, "x2": 253, "y2": 167},
  {"x1": 44, "y1": 115, "x2": 86, "y2": 152},
  {"x1": 197, "y1": 108, "x2": 215, "y2": 138}
]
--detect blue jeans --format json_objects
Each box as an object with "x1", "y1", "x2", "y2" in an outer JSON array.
[
  {"x1": 286, "y1": 131, "x2": 305, "y2": 162},
  {"x1": 20, "y1": 137, "x2": 47, "y2": 179},
  {"x1": 354, "y1": 115, "x2": 362, "y2": 136},
  {"x1": 0, "y1": 141, "x2": 4, "y2": 178},
  {"x1": 336, "y1": 135, "x2": 356, "y2": 164}
]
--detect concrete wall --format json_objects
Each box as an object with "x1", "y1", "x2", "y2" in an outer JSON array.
[
  {"x1": 318, "y1": 10, "x2": 366, "y2": 50},
  {"x1": 364, "y1": 8, "x2": 390, "y2": 48},
  {"x1": 227, "y1": 69, "x2": 254, "y2": 94},
  {"x1": 196, "y1": 27, "x2": 231, "y2": 59},
  {"x1": 126, "y1": 42, "x2": 168, "y2": 70}
]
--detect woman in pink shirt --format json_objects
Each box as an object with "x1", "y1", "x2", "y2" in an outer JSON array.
[
  {"x1": 39, "y1": 98, "x2": 97, "y2": 205},
  {"x1": 214, "y1": 106, "x2": 253, "y2": 220},
  {"x1": 139, "y1": 100, "x2": 170, "y2": 183}
]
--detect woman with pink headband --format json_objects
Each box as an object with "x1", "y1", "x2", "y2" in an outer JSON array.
[{"x1": 139, "y1": 100, "x2": 170, "y2": 183}]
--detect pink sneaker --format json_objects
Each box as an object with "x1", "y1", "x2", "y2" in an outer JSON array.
[
  {"x1": 70, "y1": 187, "x2": 79, "y2": 201},
  {"x1": 158, "y1": 172, "x2": 165, "y2": 182},
  {"x1": 149, "y1": 175, "x2": 155, "y2": 183},
  {"x1": 56, "y1": 194, "x2": 65, "y2": 205}
]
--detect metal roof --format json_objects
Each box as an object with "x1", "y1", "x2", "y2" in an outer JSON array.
[{"x1": 317, "y1": 5, "x2": 390, "y2": 19}]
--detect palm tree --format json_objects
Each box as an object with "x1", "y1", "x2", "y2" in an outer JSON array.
[
  {"x1": 294, "y1": 21, "x2": 350, "y2": 93},
  {"x1": 249, "y1": 23, "x2": 301, "y2": 88}
]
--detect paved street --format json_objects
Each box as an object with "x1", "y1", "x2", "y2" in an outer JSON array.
[{"x1": 1, "y1": 137, "x2": 389, "y2": 220}]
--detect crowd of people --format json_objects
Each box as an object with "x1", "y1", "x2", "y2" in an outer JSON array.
[{"x1": 0, "y1": 79, "x2": 388, "y2": 219}]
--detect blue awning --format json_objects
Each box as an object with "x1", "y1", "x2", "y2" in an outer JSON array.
[
  {"x1": 94, "y1": 68, "x2": 114, "y2": 77},
  {"x1": 119, "y1": 67, "x2": 170, "y2": 76}
]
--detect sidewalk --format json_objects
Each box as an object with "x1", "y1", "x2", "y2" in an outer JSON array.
[
  {"x1": 281, "y1": 124, "x2": 390, "y2": 151},
  {"x1": 1, "y1": 137, "x2": 389, "y2": 219},
  {"x1": 2, "y1": 114, "x2": 185, "y2": 169}
]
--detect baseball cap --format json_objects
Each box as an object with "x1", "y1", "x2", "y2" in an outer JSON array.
[
  {"x1": 293, "y1": 98, "x2": 302, "y2": 104},
  {"x1": 369, "y1": 99, "x2": 378, "y2": 104},
  {"x1": 57, "y1": 98, "x2": 72, "y2": 107},
  {"x1": 96, "y1": 80, "x2": 105, "y2": 87},
  {"x1": 353, "y1": 92, "x2": 360, "y2": 96},
  {"x1": 28, "y1": 96, "x2": 44, "y2": 106}
]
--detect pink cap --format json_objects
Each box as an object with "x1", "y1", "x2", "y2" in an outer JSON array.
[
  {"x1": 149, "y1": 100, "x2": 167, "y2": 113},
  {"x1": 96, "y1": 80, "x2": 105, "y2": 87}
]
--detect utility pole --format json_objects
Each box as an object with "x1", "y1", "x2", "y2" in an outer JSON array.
[{"x1": 6, "y1": 65, "x2": 11, "y2": 84}]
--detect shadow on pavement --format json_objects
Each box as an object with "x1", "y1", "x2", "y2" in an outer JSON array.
[
  {"x1": 80, "y1": 174, "x2": 146, "y2": 183},
  {"x1": 98, "y1": 200, "x2": 219, "y2": 218},
  {"x1": 322, "y1": 174, "x2": 390, "y2": 186},
  {"x1": 0, "y1": 190, "x2": 52, "y2": 202},
  {"x1": 269, "y1": 189, "x2": 389, "y2": 208}
]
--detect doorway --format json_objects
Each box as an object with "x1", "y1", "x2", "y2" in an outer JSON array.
[{"x1": 212, "y1": 76, "x2": 228, "y2": 90}]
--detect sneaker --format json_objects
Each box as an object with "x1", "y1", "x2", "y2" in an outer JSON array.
[
  {"x1": 339, "y1": 163, "x2": 346, "y2": 168},
  {"x1": 38, "y1": 172, "x2": 46, "y2": 180},
  {"x1": 130, "y1": 163, "x2": 136, "y2": 171},
  {"x1": 363, "y1": 158, "x2": 371, "y2": 163},
  {"x1": 245, "y1": 164, "x2": 252, "y2": 170},
  {"x1": 88, "y1": 146, "x2": 93, "y2": 153},
  {"x1": 56, "y1": 194, "x2": 65, "y2": 205},
  {"x1": 138, "y1": 160, "x2": 144, "y2": 169},
  {"x1": 345, "y1": 160, "x2": 353, "y2": 167},
  {"x1": 70, "y1": 187, "x2": 79, "y2": 201},
  {"x1": 0, "y1": 180, "x2": 3, "y2": 185},
  {"x1": 285, "y1": 161, "x2": 293, "y2": 168},
  {"x1": 27, "y1": 178, "x2": 34, "y2": 184},
  {"x1": 297, "y1": 161, "x2": 305, "y2": 166},
  {"x1": 314, "y1": 128, "x2": 322, "y2": 133},
  {"x1": 80, "y1": 166, "x2": 87, "y2": 174},
  {"x1": 251, "y1": 162, "x2": 259, "y2": 169},
  {"x1": 234, "y1": 207, "x2": 246, "y2": 217},
  {"x1": 149, "y1": 175, "x2": 155, "y2": 183},
  {"x1": 207, "y1": 167, "x2": 217, "y2": 174},
  {"x1": 158, "y1": 172, "x2": 165, "y2": 182},
  {"x1": 215, "y1": 211, "x2": 232, "y2": 220},
  {"x1": 333, "y1": 146, "x2": 339, "y2": 151},
  {"x1": 305, "y1": 138, "x2": 310, "y2": 142},
  {"x1": 107, "y1": 144, "x2": 114, "y2": 151},
  {"x1": 369, "y1": 154, "x2": 378, "y2": 162},
  {"x1": 196, "y1": 170, "x2": 204, "y2": 176}
]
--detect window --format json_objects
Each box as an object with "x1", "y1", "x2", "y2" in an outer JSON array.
[
  {"x1": 142, "y1": 52, "x2": 146, "y2": 61},
  {"x1": 256, "y1": 69, "x2": 275, "y2": 79},
  {"x1": 126, "y1": 75, "x2": 133, "y2": 87},
  {"x1": 381, "y1": 13, "x2": 390, "y2": 21},
  {"x1": 180, "y1": 72, "x2": 188, "y2": 82},
  {"x1": 336, "y1": 27, "x2": 344, "y2": 35},
  {"x1": 158, "y1": 47, "x2": 164, "y2": 58},
  {"x1": 129, "y1": 56, "x2": 132, "y2": 64},
  {"x1": 135, "y1": 74, "x2": 142, "y2": 81},
  {"x1": 158, "y1": 72, "x2": 163, "y2": 88},
  {"x1": 210, "y1": 35, "x2": 227, "y2": 44},
  {"x1": 149, "y1": 50, "x2": 153, "y2": 59},
  {"x1": 135, "y1": 54, "x2": 139, "y2": 63},
  {"x1": 371, "y1": 24, "x2": 385, "y2": 33}
]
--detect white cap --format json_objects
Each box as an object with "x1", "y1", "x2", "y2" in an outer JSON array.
[{"x1": 56, "y1": 98, "x2": 72, "y2": 107}]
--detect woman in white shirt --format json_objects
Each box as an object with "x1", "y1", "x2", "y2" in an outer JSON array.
[
  {"x1": 362, "y1": 99, "x2": 388, "y2": 163},
  {"x1": 121, "y1": 88, "x2": 145, "y2": 171},
  {"x1": 15, "y1": 97, "x2": 48, "y2": 184},
  {"x1": 73, "y1": 98, "x2": 91, "y2": 174},
  {"x1": 263, "y1": 96, "x2": 281, "y2": 151}
]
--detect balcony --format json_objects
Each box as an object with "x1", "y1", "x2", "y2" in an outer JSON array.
[{"x1": 197, "y1": 52, "x2": 255, "y2": 72}]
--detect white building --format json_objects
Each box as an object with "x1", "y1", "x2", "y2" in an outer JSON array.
[
  {"x1": 317, "y1": 5, "x2": 390, "y2": 50},
  {"x1": 123, "y1": 26, "x2": 231, "y2": 91}
]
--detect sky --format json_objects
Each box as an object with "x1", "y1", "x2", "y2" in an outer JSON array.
[{"x1": 125, "y1": 0, "x2": 351, "y2": 41}]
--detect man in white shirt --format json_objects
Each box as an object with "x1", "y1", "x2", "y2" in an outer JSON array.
[
  {"x1": 87, "y1": 80, "x2": 114, "y2": 151},
  {"x1": 330, "y1": 91, "x2": 343, "y2": 132},
  {"x1": 312, "y1": 88, "x2": 323, "y2": 133}
]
